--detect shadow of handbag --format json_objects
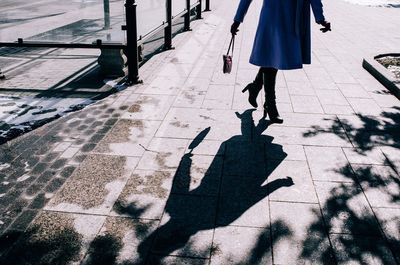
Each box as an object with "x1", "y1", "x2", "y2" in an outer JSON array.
[{"x1": 223, "y1": 35, "x2": 235, "y2": 74}]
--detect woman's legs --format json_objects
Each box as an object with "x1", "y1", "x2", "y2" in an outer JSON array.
[
  {"x1": 242, "y1": 69, "x2": 263, "y2": 108},
  {"x1": 261, "y1": 67, "x2": 283, "y2": 123}
]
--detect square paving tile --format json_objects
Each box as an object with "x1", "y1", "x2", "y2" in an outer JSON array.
[
  {"x1": 330, "y1": 234, "x2": 397, "y2": 265},
  {"x1": 275, "y1": 113, "x2": 338, "y2": 129},
  {"x1": 142, "y1": 75, "x2": 185, "y2": 95},
  {"x1": 287, "y1": 81, "x2": 316, "y2": 96},
  {"x1": 380, "y1": 146, "x2": 400, "y2": 173},
  {"x1": 322, "y1": 104, "x2": 355, "y2": 115},
  {"x1": 342, "y1": 147, "x2": 387, "y2": 165},
  {"x1": 347, "y1": 98, "x2": 382, "y2": 116},
  {"x1": 267, "y1": 160, "x2": 318, "y2": 203},
  {"x1": 94, "y1": 119, "x2": 161, "y2": 157},
  {"x1": 146, "y1": 255, "x2": 208, "y2": 265},
  {"x1": 173, "y1": 89, "x2": 206, "y2": 108},
  {"x1": 82, "y1": 216, "x2": 158, "y2": 265},
  {"x1": 265, "y1": 144, "x2": 306, "y2": 161},
  {"x1": 121, "y1": 95, "x2": 176, "y2": 121},
  {"x1": 182, "y1": 77, "x2": 211, "y2": 91},
  {"x1": 210, "y1": 226, "x2": 272, "y2": 265},
  {"x1": 136, "y1": 138, "x2": 188, "y2": 171},
  {"x1": 337, "y1": 83, "x2": 371, "y2": 98},
  {"x1": 352, "y1": 165, "x2": 400, "y2": 209},
  {"x1": 151, "y1": 194, "x2": 217, "y2": 258},
  {"x1": 217, "y1": 193, "x2": 270, "y2": 228},
  {"x1": 305, "y1": 146, "x2": 354, "y2": 182},
  {"x1": 267, "y1": 126, "x2": 352, "y2": 147},
  {"x1": 186, "y1": 140, "x2": 225, "y2": 156},
  {"x1": 373, "y1": 208, "x2": 400, "y2": 263},
  {"x1": 171, "y1": 155, "x2": 223, "y2": 197},
  {"x1": 223, "y1": 140, "x2": 266, "y2": 177},
  {"x1": 316, "y1": 90, "x2": 349, "y2": 106},
  {"x1": 111, "y1": 170, "x2": 174, "y2": 220},
  {"x1": 314, "y1": 181, "x2": 381, "y2": 235},
  {"x1": 291, "y1": 95, "x2": 324, "y2": 114},
  {"x1": 270, "y1": 201, "x2": 334, "y2": 264}
]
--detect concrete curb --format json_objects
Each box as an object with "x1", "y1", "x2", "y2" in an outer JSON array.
[{"x1": 362, "y1": 53, "x2": 400, "y2": 100}]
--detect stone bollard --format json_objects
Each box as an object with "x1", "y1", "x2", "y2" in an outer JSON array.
[{"x1": 97, "y1": 48, "x2": 127, "y2": 78}]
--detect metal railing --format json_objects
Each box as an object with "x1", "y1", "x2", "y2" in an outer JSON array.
[{"x1": 0, "y1": 0, "x2": 211, "y2": 85}]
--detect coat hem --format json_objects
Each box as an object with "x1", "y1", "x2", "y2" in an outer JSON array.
[{"x1": 249, "y1": 59, "x2": 306, "y2": 70}]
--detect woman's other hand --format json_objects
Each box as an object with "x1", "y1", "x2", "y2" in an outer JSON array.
[
  {"x1": 231, "y1": 21, "x2": 240, "y2": 35},
  {"x1": 318, "y1": 20, "x2": 331, "y2": 33}
]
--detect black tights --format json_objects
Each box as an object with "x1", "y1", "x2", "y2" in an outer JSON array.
[{"x1": 254, "y1": 67, "x2": 278, "y2": 104}]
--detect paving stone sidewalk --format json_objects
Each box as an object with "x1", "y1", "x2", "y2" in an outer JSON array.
[{"x1": 1, "y1": 0, "x2": 400, "y2": 264}]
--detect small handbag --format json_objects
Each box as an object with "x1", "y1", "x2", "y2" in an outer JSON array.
[{"x1": 223, "y1": 35, "x2": 235, "y2": 74}]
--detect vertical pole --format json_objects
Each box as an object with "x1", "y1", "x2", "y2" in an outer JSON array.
[
  {"x1": 125, "y1": 0, "x2": 141, "y2": 84},
  {"x1": 184, "y1": 0, "x2": 191, "y2": 31},
  {"x1": 104, "y1": 0, "x2": 110, "y2": 29},
  {"x1": 205, "y1": 0, "x2": 211, "y2": 11},
  {"x1": 164, "y1": 0, "x2": 173, "y2": 50},
  {"x1": 196, "y1": 0, "x2": 202, "y2": 19}
]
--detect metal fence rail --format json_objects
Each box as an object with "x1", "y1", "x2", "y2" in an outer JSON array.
[{"x1": 0, "y1": 0, "x2": 211, "y2": 84}]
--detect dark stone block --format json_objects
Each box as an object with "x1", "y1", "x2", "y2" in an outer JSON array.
[
  {"x1": 105, "y1": 118, "x2": 118, "y2": 126},
  {"x1": 74, "y1": 139, "x2": 85, "y2": 145},
  {"x1": 28, "y1": 193, "x2": 49, "y2": 209},
  {"x1": 14, "y1": 177, "x2": 37, "y2": 190},
  {"x1": 89, "y1": 134, "x2": 105, "y2": 144},
  {"x1": 41, "y1": 153, "x2": 60, "y2": 163},
  {"x1": 45, "y1": 178, "x2": 65, "y2": 193},
  {"x1": 30, "y1": 163, "x2": 49, "y2": 175},
  {"x1": 81, "y1": 144, "x2": 96, "y2": 153},
  {"x1": 0, "y1": 189, "x2": 20, "y2": 211},
  {"x1": 59, "y1": 166, "x2": 76, "y2": 179},
  {"x1": 97, "y1": 126, "x2": 112, "y2": 134},
  {"x1": 36, "y1": 171, "x2": 57, "y2": 184},
  {"x1": 50, "y1": 159, "x2": 67, "y2": 169},
  {"x1": 3, "y1": 199, "x2": 29, "y2": 219},
  {"x1": 92, "y1": 121, "x2": 104, "y2": 127},
  {"x1": 84, "y1": 129, "x2": 96, "y2": 136},
  {"x1": 73, "y1": 154, "x2": 87, "y2": 163},
  {"x1": 77, "y1": 124, "x2": 89, "y2": 131},
  {"x1": 10, "y1": 209, "x2": 38, "y2": 231},
  {"x1": 26, "y1": 184, "x2": 44, "y2": 197}
]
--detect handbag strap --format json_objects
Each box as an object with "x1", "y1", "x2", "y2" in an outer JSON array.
[{"x1": 226, "y1": 35, "x2": 235, "y2": 56}]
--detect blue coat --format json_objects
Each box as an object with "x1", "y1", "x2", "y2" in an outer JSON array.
[{"x1": 234, "y1": 0, "x2": 325, "y2": 70}]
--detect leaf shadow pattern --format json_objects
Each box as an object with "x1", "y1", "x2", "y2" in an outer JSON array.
[
  {"x1": 0, "y1": 226, "x2": 82, "y2": 265},
  {"x1": 237, "y1": 220, "x2": 293, "y2": 265},
  {"x1": 301, "y1": 106, "x2": 400, "y2": 264}
]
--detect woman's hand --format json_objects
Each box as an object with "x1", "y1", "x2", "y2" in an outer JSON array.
[
  {"x1": 318, "y1": 20, "x2": 331, "y2": 33},
  {"x1": 231, "y1": 21, "x2": 240, "y2": 35}
]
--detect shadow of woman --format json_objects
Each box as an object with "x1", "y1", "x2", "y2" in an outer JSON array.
[{"x1": 137, "y1": 109, "x2": 294, "y2": 264}]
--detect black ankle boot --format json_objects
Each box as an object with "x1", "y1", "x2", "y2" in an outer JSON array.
[
  {"x1": 242, "y1": 82, "x2": 262, "y2": 108},
  {"x1": 265, "y1": 101, "x2": 283, "y2": 124},
  {"x1": 242, "y1": 70, "x2": 263, "y2": 108}
]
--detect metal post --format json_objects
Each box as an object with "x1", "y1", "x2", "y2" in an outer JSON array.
[
  {"x1": 104, "y1": 0, "x2": 110, "y2": 29},
  {"x1": 205, "y1": 0, "x2": 211, "y2": 11},
  {"x1": 184, "y1": 0, "x2": 191, "y2": 31},
  {"x1": 196, "y1": 0, "x2": 202, "y2": 19},
  {"x1": 164, "y1": 0, "x2": 173, "y2": 50},
  {"x1": 125, "y1": 0, "x2": 141, "y2": 84}
]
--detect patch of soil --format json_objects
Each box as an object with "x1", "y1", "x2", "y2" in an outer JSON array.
[{"x1": 376, "y1": 56, "x2": 400, "y2": 79}]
